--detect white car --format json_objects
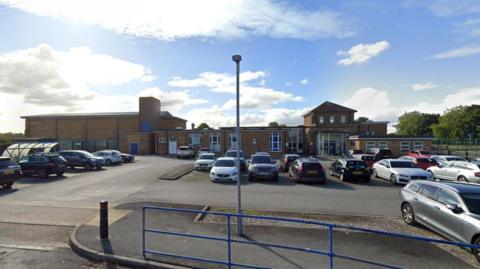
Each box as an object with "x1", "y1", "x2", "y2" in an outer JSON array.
[
  {"x1": 177, "y1": 146, "x2": 193, "y2": 159},
  {"x1": 93, "y1": 150, "x2": 122, "y2": 165},
  {"x1": 431, "y1": 155, "x2": 466, "y2": 165},
  {"x1": 372, "y1": 159, "x2": 433, "y2": 185},
  {"x1": 210, "y1": 157, "x2": 238, "y2": 182},
  {"x1": 427, "y1": 161, "x2": 480, "y2": 183},
  {"x1": 195, "y1": 153, "x2": 216, "y2": 171}
]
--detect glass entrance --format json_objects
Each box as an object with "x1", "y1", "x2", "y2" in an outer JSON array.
[{"x1": 316, "y1": 133, "x2": 348, "y2": 156}]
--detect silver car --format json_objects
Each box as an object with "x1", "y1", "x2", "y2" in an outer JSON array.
[
  {"x1": 431, "y1": 155, "x2": 466, "y2": 165},
  {"x1": 428, "y1": 161, "x2": 480, "y2": 183},
  {"x1": 400, "y1": 181, "x2": 480, "y2": 262},
  {"x1": 372, "y1": 159, "x2": 433, "y2": 185}
]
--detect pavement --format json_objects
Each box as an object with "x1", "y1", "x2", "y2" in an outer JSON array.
[{"x1": 72, "y1": 202, "x2": 475, "y2": 269}]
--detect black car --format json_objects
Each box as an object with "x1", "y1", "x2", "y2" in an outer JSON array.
[
  {"x1": 113, "y1": 150, "x2": 135, "y2": 163},
  {"x1": 248, "y1": 154, "x2": 279, "y2": 182},
  {"x1": 0, "y1": 157, "x2": 21, "y2": 189},
  {"x1": 18, "y1": 153, "x2": 68, "y2": 178},
  {"x1": 288, "y1": 157, "x2": 326, "y2": 184},
  {"x1": 329, "y1": 159, "x2": 371, "y2": 183},
  {"x1": 58, "y1": 150, "x2": 105, "y2": 170}
]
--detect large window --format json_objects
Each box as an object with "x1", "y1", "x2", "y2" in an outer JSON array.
[
  {"x1": 341, "y1": 115, "x2": 346, "y2": 123},
  {"x1": 378, "y1": 141, "x2": 388, "y2": 149},
  {"x1": 188, "y1": 134, "x2": 201, "y2": 147},
  {"x1": 229, "y1": 133, "x2": 238, "y2": 150},
  {"x1": 365, "y1": 141, "x2": 375, "y2": 151},
  {"x1": 269, "y1": 133, "x2": 281, "y2": 152},
  {"x1": 329, "y1": 116, "x2": 335, "y2": 124},
  {"x1": 209, "y1": 133, "x2": 221, "y2": 152},
  {"x1": 413, "y1": 141, "x2": 423, "y2": 150},
  {"x1": 319, "y1": 116, "x2": 324, "y2": 124},
  {"x1": 400, "y1": 141, "x2": 410, "y2": 153}
]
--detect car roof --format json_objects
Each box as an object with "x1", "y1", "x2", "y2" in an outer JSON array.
[
  {"x1": 384, "y1": 159, "x2": 411, "y2": 162},
  {"x1": 216, "y1": 157, "x2": 235, "y2": 161},
  {"x1": 432, "y1": 155, "x2": 463, "y2": 158},
  {"x1": 0, "y1": 157, "x2": 11, "y2": 161},
  {"x1": 199, "y1": 152, "x2": 215, "y2": 156},
  {"x1": 420, "y1": 181, "x2": 480, "y2": 194},
  {"x1": 299, "y1": 157, "x2": 320, "y2": 163},
  {"x1": 284, "y1": 154, "x2": 300, "y2": 157}
]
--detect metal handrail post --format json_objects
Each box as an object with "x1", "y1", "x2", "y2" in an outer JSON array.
[
  {"x1": 227, "y1": 215, "x2": 232, "y2": 269},
  {"x1": 328, "y1": 225, "x2": 333, "y2": 269},
  {"x1": 142, "y1": 207, "x2": 146, "y2": 257}
]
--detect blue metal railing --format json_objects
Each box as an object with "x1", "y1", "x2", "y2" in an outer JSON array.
[{"x1": 142, "y1": 206, "x2": 480, "y2": 269}]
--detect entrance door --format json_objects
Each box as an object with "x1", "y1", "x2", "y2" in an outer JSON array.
[
  {"x1": 129, "y1": 142, "x2": 139, "y2": 155},
  {"x1": 168, "y1": 138, "x2": 177, "y2": 155}
]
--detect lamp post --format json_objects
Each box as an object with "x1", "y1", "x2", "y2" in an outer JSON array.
[{"x1": 232, "y1": 54, "x2": 242, "y2": 236}]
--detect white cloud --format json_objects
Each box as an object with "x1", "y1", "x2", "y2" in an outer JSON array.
[
  {"x1": 168, "y1": 71, "x2": 266, "y2": 89},
  {"x1": 300, "y1": 78, "x2": 309, "y2": 85},
  {"x1": 431, "y1": 46, "x2": 480, "y2": 59},
  {"x1": 138, "y1": 87, "x2": 207, "y2": 113},
  {"x1": 426, "y1": 0, "x2": 480, "y2": 17},
  {"x1": 411, "y1": 82, "x2": 438, "y2": 91},
  {"x1": 285, "y1": 82, "x2": 292, "y2": 87},
  {"x1": 221, "y1": 86, "x2": 303, "y2": 110},
  {"x1": 1, "y1": 0, "x2": 355, "y2": 41},
  {"x1": 337, "y1": 41, "x2": 390, "y2": 66}
]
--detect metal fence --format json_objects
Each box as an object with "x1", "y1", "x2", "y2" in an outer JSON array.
[
  {"x1": 142, "y1": 206, "x2": 480, "y2": 269},
  {"x1": 432, "y1": 139, "x2": 480, "y2": 160}
]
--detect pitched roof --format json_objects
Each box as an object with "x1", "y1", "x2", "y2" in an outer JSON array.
[{"x1": 304, "y1": 101, "x2": 357, "y2": 116}]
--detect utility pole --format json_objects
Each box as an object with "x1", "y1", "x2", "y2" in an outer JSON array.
[{"x1": 232, "y1": 54, "x2": 242, "y2": 236}]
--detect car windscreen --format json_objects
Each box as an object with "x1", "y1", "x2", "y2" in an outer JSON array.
[
  {"x1": 379, "y1": 149, "x2": 392, "y2": 155},
  {"x1": 214, "y1": 160, "x2": 235, "y2": 167},
  {"x1": 303, "y1": 163, "x2": 321, "y2": 170},
  {"x1": 361, "y1": 156, "x2": 376, "y2": 161},
  {"x1": 225, "y1": 151, "x2": 244, "y2": 158},
  {"x1": 446, "y1": 157, "x2": 466, "y2": 162},
  {"x1": 460, "y1": 194, "x2": 480, "y2": 215},
  {"x1": 419, "y1": 151, "x2": 432, "y2": 155},
  {"x1": 251, "y1": 156, "x2": 272, "y2": 164},
  {"x1": 179, "y1": 147, "x2": 189, "y2": 150},
  {"x1": 0, "y1": 159, "x2": 17, "y2": 168},
  {"x1": 417, "y1": 158, "x2": 437, "y2": 164},
  {"x1": 346, "y1": 161, "x2": 366, "y2": 169},
  {"x1": 287, "y1": 156, "x2": 299, "y2": 162},
  {"x1": 80, "y1": 151, "x2": 95, "y2": 158},
  {"x1": 199, "y1": 155, "x2": 214, "y2": 160},
  {"x1": 390, "y1": 161, "x2": 417, "y2": 168},
  {"x1": 50, "y1": 155, "x2": 67, "y2": 163}
]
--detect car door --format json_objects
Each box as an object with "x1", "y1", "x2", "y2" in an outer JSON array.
[
  {"x1": 444, "y1": 162, "x2": 462, "y2": 180},
  {"x1": 378, "y1": 160, "x2": 390, "y2": 179},
  {"x1": 430, "y1": 188, "x2": 465, "y2": 242},
  {"x1": 18, "y1": 156, "x2": 33, "y2": 174},
  {"x1": 415, "y1": 184, "x2": 440, "y2": 229},
  {"x1": 435, "y1": 162, "x2": 452, "y2": 180}
]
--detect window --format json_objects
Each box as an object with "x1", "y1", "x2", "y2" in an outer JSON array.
[
  {"x1": 378, "y1": 141, "x2": 388, "y2": 149},
  {"x1": 413, "y1": 141, "x2": 423, "y2": 150},
  {"x1": 329, "y1": 116, "x2": 335, "y2": 123},
  {"x1": 158, "y1": 137, "x2": 167, "y2": 144},
  {"x1": 400, "y1": 141, "x2": 410, "y2": 153},
  {"x1": 365, "y1": 141, "x2": 375, "y2": 152},
  {"x1": 341, "y1": 115, "x2": 346, "y2": 123},
  {"x1": 319, "y1": 116, "x2": 324, "y2": 124},
  {"x1": 437, "y1": 189, "x2": 460, "y2": 205},
  {"x1": 209, "y1": 133, "x2": 221, "y2": 152},
  {"x1": 229, "y1": 133, "x2": 238, "y2": 150},
  {"x1": 420, "y1": 185, "x2": 439, "y2": 200},
  {"x1": 188, "y1": 134, "x2": 201, "y2": 146},
  {"x1": 269, "y1": 133, "x2": 281, "y2": 152}
]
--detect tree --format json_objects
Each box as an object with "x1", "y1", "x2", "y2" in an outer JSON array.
[
  {"x1": 0, "y1": 132, "x2": 24, "y2": 144},
  {"x1": 196, "y1": 123, "x2": 211, "y2": 130},
  {"x1": 395, "y1": 111, "x2": 440, "y2": 136},
  {"x1": 354, "y1": 117, "x2": 371, "y2": 123},
  {"x1": 432, "y1": 105, "x2": 480, "y2": 139},
  {"x1": 268, "y1": 122, "x2": 286, "y2": 127}
]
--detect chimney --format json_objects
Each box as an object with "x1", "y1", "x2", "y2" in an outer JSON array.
[{"x1": 191, "y1": 123, "x2": 195, "y2": 130}]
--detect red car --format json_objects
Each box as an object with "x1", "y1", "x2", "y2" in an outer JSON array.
[
  {"x1": 399, "y1": 156, "x2": 438, "y2": 170},
  {"x1": 352, "y1": 154, "x2": 378, "y2": 169},
  {"x1": 407, "y1": 150, "x2": 433, "y2": 158}
]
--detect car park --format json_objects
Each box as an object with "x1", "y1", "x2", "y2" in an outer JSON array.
[
  {"x1": 400, "y1": 181, "x2": 480, "y2": 263},
  {"x1": 352, "y1": 154, "x2": 377, "y2": 170},
  {"x1": 367, "y1": 147, "x2": 394, "y2": 160},
  {"x1": 224, "y1": 150, "x2": 246, "y2": 171},
  {"x1": 279, "y1": 154, "x2": 300, "y2": 172},
  {"x1": 288, "y1": 157, "x2": 326, "y2": 184},
  {"x1": 93, "y1": 150, "x2": 123, "y2": 165},
  {"x1": 195, "y1": 153, "x2": 216, "y2": 171},
  {"x1": 248, "y1": 154, "x2": 278, "y2": 182},
  {"x1": 18, "y1": 153, "x2": 68, "y2": 178},
  {"x1": 329, "y1": 159, "x2": 371, "y2": 183},
  {"x1": 372, "y1": 159, "x2": 433, "y2": 185},
  {"x1": 407, "y1": 150, "x2": 433, "y2": 158},
  {"x1": 427, "y1": 161, "x2": 480, "y2": 183},
  {"x1": 0, "y1": 157, "x2": 21, "y2": 189},
  {"x1": 431, "y1": 155, "x2": 466, "y2": 165},
  {"x1": 58, "y1": 150, "x2": 105, "y2": 170},
  {"x1": 399, "y1": 156, "x2": 439, "y2": 170},
  {"x1": 112, "y1": 150, "x2": 135, "y2": 163},
  {"x1": 177, "y1": 146, "x2": 194, "y2": 159},
  {"x1": 210, "y1": 157, "x2": 238, "y2": 183}
]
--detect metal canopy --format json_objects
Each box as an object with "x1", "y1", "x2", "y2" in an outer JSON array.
[{"x1": 2, "y1": 142, "x2": 59, "y2": 160}]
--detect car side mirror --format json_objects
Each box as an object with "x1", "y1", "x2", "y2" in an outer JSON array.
[{"x1": 446, "y1": 203, "x2": 463, "y2": 214}]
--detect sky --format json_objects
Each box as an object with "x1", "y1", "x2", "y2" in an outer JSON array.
[{"x1": 0, "y1": 0, "x2": 480, "y2": 133}]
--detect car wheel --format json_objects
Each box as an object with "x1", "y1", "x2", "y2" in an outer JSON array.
[
  {"x1": 472, "y1": 237, "x2": 480, "y2": 263},
  {"x1": 84, "y1": 163, "x2": 92, "y2": 171},
  {"x1": 401, "y1": 203, "x2": 417, "y2": 225},
  {"x1": 38, "y1": 169, "x2": 48, "y2": 179},
  {"x1": 390, "y1": 174, "x2": 397, "y2": 185},
  {"x1": 3, "y1": 182, "x2": 13, "y2": 189},
  {"x1": 106, "y1": 159, "x2": 112, "y2": 166},
  {"x1": 458, "y1": 176, "x2": 468, "y2": 182}
]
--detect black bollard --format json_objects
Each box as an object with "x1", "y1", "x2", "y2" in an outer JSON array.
[{"x1": 100, "y1": 200, "x2": 108, "y2": 239}]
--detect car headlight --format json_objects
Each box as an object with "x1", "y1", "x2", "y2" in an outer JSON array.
[
  {"x1": 90, "y1": 158, "x2": 97, "y2": 162},
  {"x1": 232, "y1": 171, "x2": 237, "y2": 176},
  {"x1": 271, "y1": 166, "x2": 277, "y2": 172},
  {"x1": 210, "y1": 172, "x2": 216, "y2": 176}
]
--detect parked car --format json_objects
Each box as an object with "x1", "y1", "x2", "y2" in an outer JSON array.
[
  {"x1": 400, "y1": 180, "x2": 480, "y2": 263},
  {"x1": 112, "y1": 150, "x2": 135, "y2": 163},
  {"x1": 288, "y1": 157, "x2": 326, "y2": 184},
  {"x1": 210, "y1": 157, "x2": 238, "y2": 183},
  {"x1": 407, "y1": 150, "x2": 433, "y2": 158},
  {"x1": 372, "y1": 159, "x2": 433, "y2": 185},
  {"x1": 177, "y1": 146, "x2": 194, "y2": 159},
  {"x1": 329, "y1": 159, "x2": 371, "y2": 183},
  {"x1": 58, "y1": 150, "x2": 105, "y2": 170},
  {"x1": 18, "y1": 153, "x2": 68, "y2": 178},
  {"x1": 367, "y1": 148, "x2": 394, "y2": 159},
  {"x1": 224, "y1": 150, "x2": 246, "y2": 171},
  {"x1": 427, "y1": 161, "x2": 480, "y2": 183},
  {"x1": 352, "y1": 154, "x2": 377, "y2": 170},
  {"x1": 0, "y1": 157, "x2": 21, "y2": 189},
  {"x1": 195, "y1": 153, "x2": 216, "y2": 171},
  {"x1": 431, "y1": 155, "x2": 467, "y2": 165},
  {"x1": 248, "y1": 154, "x2": 278, "y2": 182},
  {"x1": 93, "y1": 150, "x2": 122, "y2": 165},
  {"x1": 399, "y1": 156, "x2": 439, "y2": 170},
  {"x1": 196, "y1": 147, "x2": 211, "y2": 158},
  {"x1": 279, "y1": 154, "x2": 300, "y2": 172}
]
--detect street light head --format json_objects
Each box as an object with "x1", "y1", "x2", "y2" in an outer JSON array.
[{"x1": 232, "y1": 55, "x2": 242, "y2": 63}]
